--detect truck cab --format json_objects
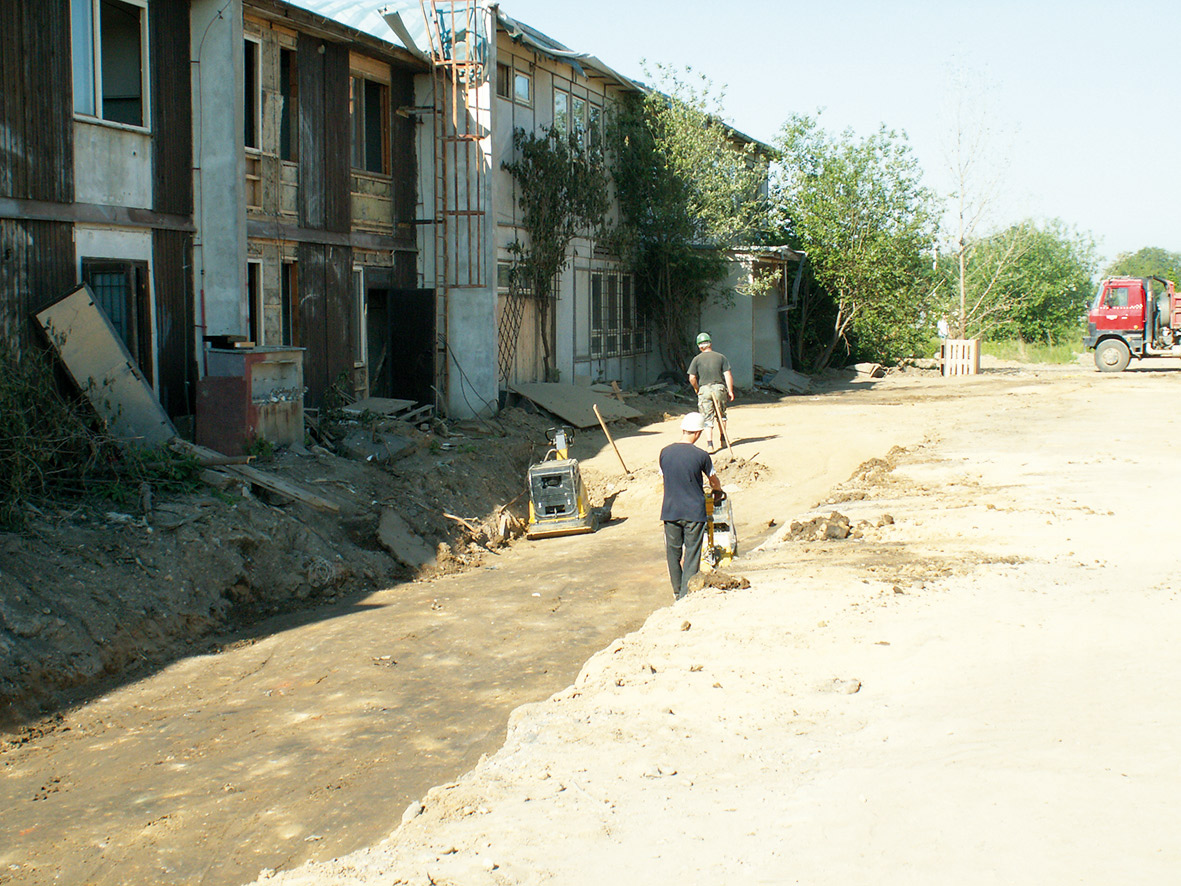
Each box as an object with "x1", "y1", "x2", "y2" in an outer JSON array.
[{"x1": 1085, "y1": 276, "x2": 1180, "y2": 371}]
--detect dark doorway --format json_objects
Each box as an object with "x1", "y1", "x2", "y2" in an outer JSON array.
[{"x1": 367, "y1": 288, "x2": 434, "y2": 405}]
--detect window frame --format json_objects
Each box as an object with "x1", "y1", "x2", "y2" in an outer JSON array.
[
  {"x1": 81, "y1": 256, "x2": 153, "y2": 382},
  {"x1": 244, "y1": 34, "x2": 262, "y2": 152},
  {"x1": 280, "y1": 261, "x2": 299, "y2": 347},
  {"x1": 71, "y1": 0, "x2": 151, "y2": 131},
  {"x1": 513, "y1": 69, "x2": 532, "y2": 106},
  {"x1": 351, "y1": 74, "x2": 391, "y2": 176}
]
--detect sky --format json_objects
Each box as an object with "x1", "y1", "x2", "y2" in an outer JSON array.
[{"x1": 491, "y1": 0, "x2": 1180, "y2": 269}]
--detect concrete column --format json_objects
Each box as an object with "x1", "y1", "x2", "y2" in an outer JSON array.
[{"x1": 190, "y1": 0, "x2": 247, "y2": 339}]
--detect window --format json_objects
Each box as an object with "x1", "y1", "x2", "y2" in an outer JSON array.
[
  {"x1": 553, "y1": 91, "x2": 569, "y2": 137},
  {"x1": 279, "y1": 48, "x2": 299, "y2": 161},
  {"x1": 513, "y1": 70, "x2": 531, "y2": 106},
  {"x1": 247, "y1": 261, "x2": 262, "y2": 344},
  {"x1": 280, "y1": 262, "x2": 299, "y2": 346},
  {"x1": 245, "y1": 37, "x2": 261, "y2": 150},
  {"x1": 82, "y1": 258, "x2": 153, "y2": 382},
  {"x1": 589, "y1": 104, "x2": 602, "y2": 150},
  {"x1": 351, "y1": 76, "x2": 390, "y2": 174},
  {"x1": 496, "y1": 62, "x2": 510, "y2": 99},
  {"x1": 72, "y1": 0, "x2": 149, "y2": 127},
  {"x1": 572, "y1": 96, "x2": 586, "y2": 143},
  {"x1": 1105, "y1": 286, "x2": 1130, "y2": 309},
  {"x1": 590, "y1": 271, "x2": 641, "y2": 358}
]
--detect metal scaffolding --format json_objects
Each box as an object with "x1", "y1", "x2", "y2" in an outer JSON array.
[{"x1": 418, "y1": 0, "x2": 490, "y2": 413}]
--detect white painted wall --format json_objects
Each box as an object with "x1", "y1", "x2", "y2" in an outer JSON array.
[
  {"x1": 73, "y1": 122, "x2": 153, "y2": 208},
  {"x1": 701, "y1": 260, "x2": 755, "y2": 390},
  {"x1": 190, "y1": 0, "x2": 248, "y2": 339}
]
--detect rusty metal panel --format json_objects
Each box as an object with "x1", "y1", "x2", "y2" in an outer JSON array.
[
  {"x1": 152, "y1": 229, "x2": 196, "y2": 418},
  {"x1": 35, "y1": 284, "x2": 177, "y2": 446},
  {"x1": 0, "y1": 218, "x2": 75, "y2": 352},
  {"x1": 0, "y1": 0, "x2": 72, "y2": 203},
  {"x1": 297, "y1": 34, "x2": 325, "y2": 229},
  {"x1": 150, "y1": 1, "x2": 193, "y2": 217},
  {"x1": 323, "y1": 41, "x2": 351, "y2": 234}
]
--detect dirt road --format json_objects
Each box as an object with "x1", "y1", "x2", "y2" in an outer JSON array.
[{"x1": 8, "y1": 362, "x2": 1176, "y2": 884}]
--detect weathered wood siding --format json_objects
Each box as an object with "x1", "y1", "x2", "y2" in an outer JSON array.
[
  {"x1": 0, "y1": 0, "x2": 73, "y2": 204},
  {"x1": 390, "y1": 67, "x2": 416, "y2": 243},
  {"x1": 0, "y1": 219, "x2": 76, "y2": 350},
  {"x1": 297, "y1": 241, "x2": 353, "y2": 408},
  {"x1": 150, "y1": 0, "x2": 193, "y2": 217},
  {"x1": 297, "y1": 35, "x2": 350, "y2": 234}
]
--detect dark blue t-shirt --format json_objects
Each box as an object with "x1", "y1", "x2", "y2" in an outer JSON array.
[{"x1": 659, "y1": 442, "x2": 715, "y2": 522}]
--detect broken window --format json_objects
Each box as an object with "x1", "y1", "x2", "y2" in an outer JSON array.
[
  {"x1": 72, "y1": 0, "x2": 149, "y2": 127},
  {"x1": 496, "y1": 62, "x2": 510, "y2": 99},
  {"x1": 82, "y1": 257, "x2": 152, "y2": 382},
  {"x1": 351, "y1": 76, "x2": 390, "y2": 174},
  {"x1": 247, "y1": 260, "x2": 262, "y2": 344},
  {"x1": 280, "y1": 262, "x2": 299, "y2": 347},
  {"x1": 279, "y1": 48, "x2": 299, "y2": 162},
  {"x1": 245, "y1": 36, "x2": 261, "y2": 150}
]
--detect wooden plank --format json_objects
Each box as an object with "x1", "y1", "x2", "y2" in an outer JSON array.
[
  {"x1": 176, "y1": 441, "x2": 341, "y2": 512},
  {"x1": 343, "y1": 396, "x2": 414, "y2": 416},
  {"x1": 510, "y1": 382, "x2": 642, "y2": 428}
]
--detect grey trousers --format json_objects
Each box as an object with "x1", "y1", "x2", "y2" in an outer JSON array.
[{"x1": 664, "y1": 520, "x2": 706, "y2": 600}]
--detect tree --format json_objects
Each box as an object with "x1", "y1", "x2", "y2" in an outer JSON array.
[
  {"x1": 503, "y1": 126, "x2": 608, "y2": 378},
  {"x1": 773, "y1": 113, "x2": 939, "y2": 369},
  {"x1": 976, "y1": 220, "x2": 1096, "y2": 343},
  {"x1": 1103, "y1": 247, "x2": 1181, "y2": 283},
  {"x1": 608, "y1": 67, "x2": 770, "y2": 370}
]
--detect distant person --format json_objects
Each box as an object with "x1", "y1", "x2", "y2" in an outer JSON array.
[
  {"x1": 687, "y1": 332, "x2": 734, "y2": 451},
  {"x1": 659, "y1": 412, "x2": 724, "y2": 601},
  {"x1": 937, "y1": 316, "x2": 950, "y2": 339}
]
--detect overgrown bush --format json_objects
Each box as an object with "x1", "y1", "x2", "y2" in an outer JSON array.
[{"x1": 0, "y1": 342, "x2": 201, "y2": 528}]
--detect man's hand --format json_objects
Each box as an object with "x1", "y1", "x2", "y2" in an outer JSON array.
[
  {"x1": 727, "y1": 389, "x2": 735, "y2": 402},
  {"x1": 712, "y1": 489, "x2": 726, "y2": 505}
]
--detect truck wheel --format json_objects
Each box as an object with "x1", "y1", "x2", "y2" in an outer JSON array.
[{"x1": 1095, "y1": 340, "x2": 1130, "y2": 372}]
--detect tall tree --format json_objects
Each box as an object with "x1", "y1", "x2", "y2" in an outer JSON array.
[
  {"x1": 971, "y1": 220, "x2": 1096, "y2": 343},
  {"x1": 609, "y1": 67, "x2": 770, "y2": 370},
  {"x1": 1103, "y1": 247, "x2": 1181, "y2": 283},
  {"x1": 774, "y1": 113, "x2": 939, "y2": 369}
]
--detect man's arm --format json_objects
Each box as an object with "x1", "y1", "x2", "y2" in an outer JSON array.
[
  {"x1": 724, "y1": 369, "x2": 735, "y2": 402},
  {"x1": 688, "y1": 372, "x2": 699, "y2": 394}
]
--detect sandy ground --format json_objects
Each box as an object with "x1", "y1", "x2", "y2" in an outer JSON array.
[
  {"x1": 249, "y1": 363, "x2": 1181, "y2": 885},
  {"x1": 6, "y1": 362, "x2": 1180, "y2": 885}
]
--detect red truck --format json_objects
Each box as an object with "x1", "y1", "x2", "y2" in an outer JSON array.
[{"x1": 1085, "y1": 275, "x2": 1181, "y2": 371}]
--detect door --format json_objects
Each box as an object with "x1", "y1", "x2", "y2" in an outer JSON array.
[{"x1": 366, "y1": 288, "x2": 434, "y2": 405}]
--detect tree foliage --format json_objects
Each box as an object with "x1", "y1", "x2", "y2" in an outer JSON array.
[
  {"x1": 1103, "y1": 246, "x2": 1181, "y2": 283},
  {"x1": 773, "y1": 114, "x2": 940, "y2": 368},
  {"x1": 503, "y1": 126, "x2": 608, "y2": 377},
  {"x1": 608, "y1": 67, "x2": 770, "y2": 370},
  {"x1": 931, "y1": 219, "x2": 1095, "y2": 344}
]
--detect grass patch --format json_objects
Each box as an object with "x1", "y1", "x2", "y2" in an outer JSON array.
[{"x1": 983, "y1": 338, "x2": 1083, "y2": 364}]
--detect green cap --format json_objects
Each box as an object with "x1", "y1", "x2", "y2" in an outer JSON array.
[{"x1": 696, "y1": 332, "x2": 711, "y2": 345}]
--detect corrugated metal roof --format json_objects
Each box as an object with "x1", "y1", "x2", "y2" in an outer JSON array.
[{"x1": 281, "y1": 0, "x2": 401, "y2": 43}]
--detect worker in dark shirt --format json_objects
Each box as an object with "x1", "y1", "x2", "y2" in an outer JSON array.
[
  {"x1": 659, "y1": 412, "x2": 724, "y2": 600},
  {"x1": 687, "y1": 332, "x2": 734, "y2": 451}
]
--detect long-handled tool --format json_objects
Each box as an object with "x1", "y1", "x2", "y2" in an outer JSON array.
[{"x1": 711, "y1": 392, "x2": 734, "y2": 458}]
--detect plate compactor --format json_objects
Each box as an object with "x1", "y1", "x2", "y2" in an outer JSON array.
[
  {"x1": 703, "y1": 489, "x2": 738, "y2": 567},
  {"x1": 526, "y1": 426, "x2": 597, "y2": 539}
]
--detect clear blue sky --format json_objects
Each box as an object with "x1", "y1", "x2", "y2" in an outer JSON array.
[{"x1": 494, "y1": 0, "x2": 1180, "y2": 269}]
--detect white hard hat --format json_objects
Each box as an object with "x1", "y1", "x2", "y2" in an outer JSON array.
[{"x1": 681, "y1": 412, "x2": 705, "y2": 432}]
